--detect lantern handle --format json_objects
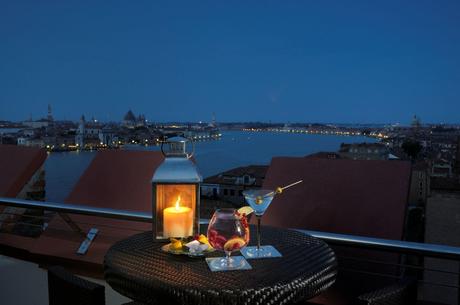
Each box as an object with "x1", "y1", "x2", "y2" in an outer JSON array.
[
  {"x1": 186, "y1": 139, "x2": 195, "y2": 159},
  {"x1": 160, "y1": 140, "x2": 166, "y2": 157},
  {"x1": 159, "y1": 137, "x2": 195, "y2": 158}
]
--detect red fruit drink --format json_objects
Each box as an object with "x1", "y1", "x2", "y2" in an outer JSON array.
[{"x1": 207, "y1": 209, "x2": 249, "y2": 253}]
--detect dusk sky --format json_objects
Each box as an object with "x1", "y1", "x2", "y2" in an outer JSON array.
[{"x1": 1, "y1": 1, "x2": 459, "y2": 124}]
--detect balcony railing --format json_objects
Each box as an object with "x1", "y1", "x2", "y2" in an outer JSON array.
[{"x1": 1, "y1": 196, "x2": 459, "y2": 304}]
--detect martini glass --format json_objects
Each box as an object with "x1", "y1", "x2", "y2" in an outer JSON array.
[{"x1": 240, "y1": 189, "x2": 282, "y2": 259}]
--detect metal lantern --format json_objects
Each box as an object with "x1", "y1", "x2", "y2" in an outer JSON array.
[{"x1": 152, "y1": 136, "x2": 202, "y2": 239}]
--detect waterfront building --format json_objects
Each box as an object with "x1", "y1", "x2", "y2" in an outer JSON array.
[
  {"x1": 339, "y1": 142, "x2": 390, "y2": 160},
  {"x1": 136, "y1": 114, "x2": 146, "y2": 127},
  {"x1": 16, "y1": 137, "x2": 26, "y2": 146},
  {"x1": 122, "y1": 110, "x2": 146, "y2": 128},
  {"x1": 75, "y1": 115, "x2": 85, "y2": 147},
  {"x1": 53, "y1": 135, "x2": 77, "y2": 150},
  {"x1": 22, "y1": 118, "x2": 50, "y2": 129},
  {"x1": 123, "y1": 110, "x2": 136, "y2": 128},
  {"x1": 16, "y1": 137, "x2": 45, "y2": 148},
  {"x1": 22, "y1": 105, "x2": 55, "y2": 129},
  {"x1": 182, "y1": 115, "x2": 221, "y2": 140},
  {"x1": 98, "y1": 125, "x2": 118, "y2": 146},
  {"x1": 75, "y1": 115, "x2": 102, "y2": 148},
  {"x1": 201, "y1": 165, "x2": 268, "y2": 204},
  {"x1": 22, "y1": 129, "x2": 35, "y2": 137},
  {"x1": 182, "y1": 126, "x2": 221, "y2": 140}
]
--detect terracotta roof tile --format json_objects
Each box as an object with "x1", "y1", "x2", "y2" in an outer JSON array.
[
  {"x1": 0, "y1": 145, "x2": 47, "y2": 197},
  {"x1": 261, "y1": 157, "x2": 411, "y2": 240},
  {"x1": 65, "y1": 150, "x2": 164, "y2": 210}
]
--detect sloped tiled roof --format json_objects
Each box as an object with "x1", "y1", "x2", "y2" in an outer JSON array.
[
  {"x1": 0, "y1": 145, "x2": 47, "y2": 197},
  {"x1": 65, "y1": 150, "x2": 163, "y2": 209},
  {"x1": 261, "y1": 157, "x2": 412, "y2": 240}
]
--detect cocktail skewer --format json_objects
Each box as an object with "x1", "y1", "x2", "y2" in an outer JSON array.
[
  {"x1": 255, "y1": 180, "x2": 303, "y2": 204},
  {"x1": 274, "y1": 180, "x2": 303, "y2": 194}
]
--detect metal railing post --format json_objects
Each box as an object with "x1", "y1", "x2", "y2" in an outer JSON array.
[{"x1": 458, "y1": 262, "x2": 460, "y2": 305}]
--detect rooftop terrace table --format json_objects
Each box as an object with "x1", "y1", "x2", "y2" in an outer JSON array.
[{"x1": 104, "y1": 225, "x2": 337, "y2": 305}]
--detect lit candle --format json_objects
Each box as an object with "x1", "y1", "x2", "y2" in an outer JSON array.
[{"x1": 163, "y1": 195, "x2": 193, "y2": 238}]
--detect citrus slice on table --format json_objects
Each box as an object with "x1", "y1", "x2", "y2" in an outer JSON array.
[
  {"x1": 198, "y1": 234, "x2": 212, "y2": 247},
  {"x1": 237, "y1": 206, "x2": 254, "y2": 216},
  {"x1": 223, "y1": 237, "x2": 246, "y2": 251},
  {"x1": 170, "y1": 240, "x2": 183, "y2": 250}
]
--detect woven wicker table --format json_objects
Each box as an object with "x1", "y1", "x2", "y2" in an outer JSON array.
[{"x1": 104, "y1": 225, "x2": 337, "y2": 305}]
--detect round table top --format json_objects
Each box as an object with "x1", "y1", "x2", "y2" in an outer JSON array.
[{"x1": 104, "y1": 225, "x2": 337, "y2": 305}]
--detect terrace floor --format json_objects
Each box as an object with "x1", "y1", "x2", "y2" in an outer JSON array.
[{"x1": 0, "y1": 255, "x2": 130, "y2": 305}]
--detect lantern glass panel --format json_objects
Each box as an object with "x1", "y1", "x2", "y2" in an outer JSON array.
[{"x1": 155, "y1": 183, "x2": 197, "y2": 239}]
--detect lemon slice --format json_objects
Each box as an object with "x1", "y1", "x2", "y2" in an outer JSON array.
[
  {"x1": 238, "y1": 206, "x2": 254, "y2": 216},
  {"x1": 170, "y1": 240, "x2": 183, "y2": 250},
  {"x1": 198, "y1": 234, "x2": 211, "y2": 246},
  {"x1": 223, "y1": 237, "x2": 246, "y2": 251}
]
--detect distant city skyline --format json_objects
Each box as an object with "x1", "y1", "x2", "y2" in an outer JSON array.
[
  {"x1": 6, "y1": 105, "x2": 449, "y2": 126},
  {"x1": 1, "y1": 1, "x2": 460, "y2": 124},
  {"x1": 3, "y1": 104, "x2": 458, "y2": 126}
]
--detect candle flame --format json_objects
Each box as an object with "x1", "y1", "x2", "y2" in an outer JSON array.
[{"x1": 175, "y1": 195, "x2": 181, "y2": 210}]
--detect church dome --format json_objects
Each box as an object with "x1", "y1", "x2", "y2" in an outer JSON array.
[{"x1": 124, "y1": 110, "x2": 136, "y2": 122}]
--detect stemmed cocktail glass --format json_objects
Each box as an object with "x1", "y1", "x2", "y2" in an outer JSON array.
[{"x1": 241, "y1": 180, "x2": 302, "y2": 259}]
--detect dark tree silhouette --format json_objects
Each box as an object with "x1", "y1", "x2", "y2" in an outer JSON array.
[{"x1": 402, "y1": 140, "x2": 422, "y2": 160}]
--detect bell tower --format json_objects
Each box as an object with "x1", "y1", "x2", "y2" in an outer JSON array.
[{"x1": 47, "y1": 104, "x2": 54, "y2": 121}]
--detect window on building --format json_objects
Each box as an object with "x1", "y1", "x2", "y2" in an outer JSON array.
[
  {"x1": 223, "y1": 189, "x2": 228, "y2": 196},
  {"x1": 230, "y1": 189, "x2": 235, "y2": 196}
]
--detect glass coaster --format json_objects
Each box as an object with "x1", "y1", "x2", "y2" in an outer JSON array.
[
  {"x1": 240, "y1": 245, "x2": 282, "y2": 259},
  {"x1": 206, "y1": 255, "x2": 252, "y2": 272}
]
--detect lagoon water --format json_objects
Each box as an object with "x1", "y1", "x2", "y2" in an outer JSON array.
[{"x1": 45, "y1": 131, "x2": 376, "y2": 202}]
